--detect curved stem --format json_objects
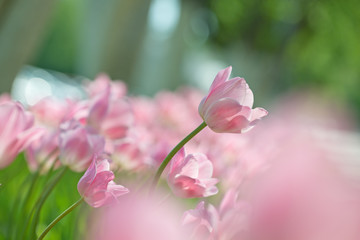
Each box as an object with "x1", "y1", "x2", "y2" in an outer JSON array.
[
  {"x1": 151, "y1": 121, "x2": 207, "y2": 188},
  {"x1": 37, "y1": 198, "x2": 84, "y2": 240},
  {"x1": 22, "y1": 167, "x2": 67, "y2": 240},
  {"x1": 14, "y1": 171, "x2": 39, "y2": 239}
]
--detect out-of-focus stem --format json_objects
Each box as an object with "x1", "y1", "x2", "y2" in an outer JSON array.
[
  {"x1": 37, "y1": 198, "x2": 84, "y2": 240},
  {"x1": 15, "y1": 149, "x2": 57, "y2": 240},
  {"x1": 151, "y1": 121, "x2": 207, "y2": 189},
  {"x1": 22, "y1": 167, "x2": 67, "y2": 240}
]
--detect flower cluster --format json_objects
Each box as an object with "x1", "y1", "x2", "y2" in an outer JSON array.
[{"x1": 1, "y1": 66, "x2": 359, "y2": 240}]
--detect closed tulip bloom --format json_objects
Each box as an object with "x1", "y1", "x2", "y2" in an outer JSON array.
[
  {"x1": 59, "y1": 120, "x2": 105, "y2": 172},
  {"x1": 198, "y1": 66, "x2": 268, "y2": 133},
  {"x1": 167, "y1": 148, "x2": 218, "y2": 198},
  {"x1": 0, "y1": 101, "x2": 42, "y2": 168},
  {"x1": 77, "y1": 157, "x2": 129, "y2": 208}
]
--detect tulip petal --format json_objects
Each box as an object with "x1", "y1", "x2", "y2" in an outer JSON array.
[
  {"x1": 250, "y1": 107, "x2": 268, "y2": 122},
  {"x1": 195, "y1": 154, "x2": 214, "y2": 179},
  {"x1": 169, "y1": 147, "x2": 186, "y2": 174},
  {"x1": 173, "y1": 175, "x2": 206, "y2": 198},
  {"x1": 77, "y1": 159, "x2": 97, "y2": 196},
  {"x1": 204, "y1": 98, "x2": 243, "y2": 123},
  {"x1": 88, "y1": 85, "x2": 110, "y2": 130},
  {"x1": 209, "y1": 66, "x2": 232, "y2": 92},
  {"x1": 241, "y1": 84, "x2": 254, "y2": 108},
  {"x1": 179, "y1": 157, "x2": 199, "y2": 178},
  {"x1": 201, "y1": 78, "x2": 246, "y2": 114}
]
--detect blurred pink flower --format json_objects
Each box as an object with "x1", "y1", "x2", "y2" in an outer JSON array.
[
  {"x1": 198, "y1": 66, "x2": 267, "y2": 133},
  {"x1": 0, "y1": 93, "x2": 11, "y2": 103},
  {"x1": 59, "y1": 120, "x2": 105, "y2": 172},
  {"x1": 87, "y1": 191, "x2": 186, "y2": 240},
  {"x1": 182, "y1": 201, "x2": 218, "y2": 240},
  {"x1": 248, "y1": 149, "x2": 360, "y2": 240},
  {"x1": 0, "y1": 101, "x2": 43, "y2": 168},
  {"x1": 167, "y1": 148, "x2": 218, "y2": 198},
  {"x1": 85, "y1": 73, "x2": 127, "y2": 99},
  {"x1": 26, "y1": 130, "x2": 59, "y2": 173},
  {"x1": 88, "y1": 85, "x2": 133, "y2": 140},
  {"x1": 30, "y1": 97, "x2": 69, "y2": 127},
  {"x1": 77, "y1": 156, "x2": 129, "y2": 208},
  {"x1": 87, "y1": 84, "x2": 110, "y2": 131},
  {"x1": 182, "y1": 189, "x2": 250, "y2": 240},
  {"x1": 112, "y1": 137, "x2": 149, "y2": 171}
]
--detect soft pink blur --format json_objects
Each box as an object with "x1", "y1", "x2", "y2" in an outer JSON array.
[
  {"x1": 87, "y1": 84, "x2": 133, "y2": 141},
  {"x1": 25, "y1": 130, "x2": 59, "y2": 173},
  {"x1": 0, "y1": 93, "x2": 11, "y2": 103},
  {"x1": 198, "y1": 66, "x2": 267, "y2": 133},
  {"x1": 167, "y1": 148, "x2": 218, "y2": 198},
  {"x1": 182, "y1": 201, "x2": 219, "y2": 240},
  {"x1": 0, "y1": 101, "x2": 43, "y2": 168},
  {"x1": 182, "y1": 189, "x2": 250, "y2": 240},
  {"x1": 87, "y1": 192, "x2": 187, "y2": 240},
  {"x1": 30, "y1": 97, "x2": 70, "y2": 128},
  {"x1": 77, "y1": 156, "x2": 129, "y2": 208},
  {"x1": 59, "y1": 120, "x2": 105, "y2": 172},
  {"x1": 85, "y1": 73, "x2": 127, "y2": 99},
  {"x1": 248, "y1": 146, "x2": 360, "y2": 240}
]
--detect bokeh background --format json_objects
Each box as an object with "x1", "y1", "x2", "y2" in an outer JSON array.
[
  {"x1": 1, "y1": 1, "x2": 360, "y2": 239},
  {"x1": 0, "y1": 0, "x2": 359, "y2": 118}
]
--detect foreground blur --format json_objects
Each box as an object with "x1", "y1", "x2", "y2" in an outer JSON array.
[{"x1": 1, "y1": 71, "x2": 360, "y2": 239}]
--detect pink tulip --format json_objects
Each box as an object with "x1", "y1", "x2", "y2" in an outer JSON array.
[
  {"x1": 77, "y1": 156, "x2": 129, "y2": 208},
  {"x1": 198, "y1": 66, "x2": 268, "y2": 133},
  {"x1": 0, "y1": 101, "x2": 43, "y2": 168},
  {"x1": 88, "y1": 85, "x2": 133, "y2": 140},
  {"x1": 182, "y1": 201, "x2": 219, "y2": 240},
  {"x1": 182, "y1": 189, "x2": 250, "y2": 240},
  {"x1": 59, "y1": 120, "x2": 105, "y2": 172},
  {"x1": 112, "y1": 137, "x2": 148, "y2": 171},
  {"x1": 167, "y1": 148, "x2": 218, "y2": 198},
  {"x1": 26, "y1": 130, "x2": 59, "y2": 173},
  {"x1": 85, "y1": 73, "x2": 127, "y2": 99},
  {"x1": 30, "y1": 97, "x2": 69, "y2": 127}
]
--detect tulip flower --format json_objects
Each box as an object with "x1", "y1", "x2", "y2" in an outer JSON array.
[
  {"x1": 26, "y1": 130, "x2": 59, "y2": 173},
  {"x1": 198, "y1": 66, "x2": 268, "y2": 133},
  {"x1": 85, "y1": 73, "x2": 127, "y2": 99},
  {"x1": 87, "y1": 85, "x2": 133, "y2": 140},
  {"x1": 59, "y1": 120, "x2": 105, "y2": 172},
  {"x1": 30, "y1": 97, "x2": 69, "y2": 127},
  {"x1": 182, "y1": 201, "x2": 219, "y2": 240},
  {"x1": 182, "y1": 189, "x2": 250, "y2": 240},
  {"x1": 0, "y1": 101, "x2": 42, "y2": 168},
  {"x1": 77, "y1": 156, "x2": 129, "y2": 208},
  {"x1": 167, "y1": 148, "x2": 218, "y2": 198}
]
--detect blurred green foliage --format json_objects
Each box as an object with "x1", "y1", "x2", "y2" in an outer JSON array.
[
  {"x1": 0, "y1": 0, "x2": 359, "y2": 113},
  {"x1": 0, "y1": 154, "x2": 86, "y2": 240},
  {"x1": 207, "y1": 0, "x2": 360, "y2": 117}
]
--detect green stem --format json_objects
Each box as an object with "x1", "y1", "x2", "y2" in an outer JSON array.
[
  {"x1": 15, "y1": 148, "x2": 59, "y2": 239},
  {"x1": 151, "y1": 121, "x2": 207, "y2": 188},
  {"x1": 22, "y1": 167, "x2": 67, "y2": 240},
  {"x1": 37, "y1": 198, "x2": 84, "y2": 240},
  {"x1": 13, "y1": 171, "x2": 39, "y2": 239}
]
